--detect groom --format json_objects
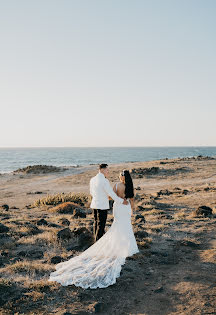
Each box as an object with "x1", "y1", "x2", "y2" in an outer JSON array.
[{"x1": 90, "y1": 163, "x2": 128, "y2": 241}]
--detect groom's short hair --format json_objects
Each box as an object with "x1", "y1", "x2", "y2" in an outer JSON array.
[{"x1": 99, "y1": 163, "x2": 108, "y2": 170}]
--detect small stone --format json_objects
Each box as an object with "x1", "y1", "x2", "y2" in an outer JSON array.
[
  {"x1": 182, "y1": 189, "x2": 189, "y2": 195},
  {"x1": 135, "y1": 214, "x2": 145, "y2": 223},
  {"x1": 135, "y1": 194, "x2": 142, "y2": 201},
  {"x1": 154, "y1": 286, "x2": 164, "y2": 293},
  {"x1": 51, "y1": 256, "x2": 62, "y2": 264},
  {"x1": 48, "y1": 223, "x2": 61, "y2": 228},
  {"x1": 0, "y1": 204, "x2": 9, "y2": 211},
  {"x1": 0, "y1": 223, "x2": 9, "y2": 233},
  {"x1": 59, "y1": 218, "x2": 70, "y2": 226},
  {"x1": 17, "y1": 251, "x2": 26, "y2": 257},
  {"x1": 195, "y1": 205, "x2": 212, "y2": 217},
  {"x1": 57, "y1": 228, "x2": 74, "y2": 240},
  {"x1": 157, "y1": 190, "x2": 172, "y2": 196},
  {"x1": 28, "y1": 225, "x2": 40, "y2": 235},
  {"x1": 176, "y1": 240, "x2": 199, "y2": 248},
  {"x1": 135, "y1": 230, "x2": 148, "y2": 238},
  {"x1": 94, "y1": 302, "x2": 104, "y2": 313},
  {"x1": 73, "y1": 208, "x2": 86, "y2": 218},
  {"x1": 36, "y1": 219, "x2": 48, "y2": 226}
]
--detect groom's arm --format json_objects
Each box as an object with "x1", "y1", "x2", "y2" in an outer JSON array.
[{"x1": 103, "y1": 180, "x2": 124, "y2": 204}]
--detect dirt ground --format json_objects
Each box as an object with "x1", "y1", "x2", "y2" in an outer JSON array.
[{"x1": 0, "y1": 157, "x2": 216, "y2": 314}]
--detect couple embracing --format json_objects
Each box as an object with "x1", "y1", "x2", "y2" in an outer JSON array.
[{"x1": 49, "y1": 163, "x2": 139, "y2": 289}]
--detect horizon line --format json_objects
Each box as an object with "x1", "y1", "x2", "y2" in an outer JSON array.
[{"x1": 0, "y1": 145, "x2": 216, "y2": 149}]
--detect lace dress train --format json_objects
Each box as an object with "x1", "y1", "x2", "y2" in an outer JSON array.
[{"x1": 48, "y1": 201, "x2": 139, "y2": 289}]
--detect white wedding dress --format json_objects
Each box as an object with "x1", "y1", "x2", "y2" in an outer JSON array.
[{"x1": 49, "y1": 200, "x2": 139, "y2": 289}]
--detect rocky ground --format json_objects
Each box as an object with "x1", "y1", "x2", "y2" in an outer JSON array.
[{"x1": 0, "y1": 156, "x2": 216, "y2": 315}]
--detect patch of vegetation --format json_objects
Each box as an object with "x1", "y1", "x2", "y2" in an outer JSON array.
[
  {"x1": 4, "y1": 261, "x2": 53, "y2": 275},
  {"x1": 13, "y1": 164, "x2": 65, "y2": 174},
  {"x1": 33, "y1": 192, "x2": 90, "y2": 207}
]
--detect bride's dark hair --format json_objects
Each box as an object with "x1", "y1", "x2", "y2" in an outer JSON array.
[{"x1": 121, "y1": 170, "x2": 134, "y2": 199}]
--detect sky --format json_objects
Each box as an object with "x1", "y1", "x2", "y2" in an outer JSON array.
[{"x1": 0, "y1": 0, "x2": 216, "y2": 147}]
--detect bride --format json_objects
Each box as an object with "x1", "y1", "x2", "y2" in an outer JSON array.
[{"x1": 49, "y1": 169, "x2": 139, "y2": 289}]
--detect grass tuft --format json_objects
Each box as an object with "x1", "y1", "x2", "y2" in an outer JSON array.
[{"x1": 33, "y1": 192, "x2": 89, "y2": 207}]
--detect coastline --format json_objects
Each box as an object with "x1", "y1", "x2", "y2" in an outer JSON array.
[{"x1": 0, "y1": 156, "x2": 216, "y2": 314}]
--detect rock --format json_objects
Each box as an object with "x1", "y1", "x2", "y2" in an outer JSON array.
[
  {"x1": 51, "y1": 256, "x2": 62, "y2": 264},
  {"x1": 134, "y1": 194, "x2": 142, "y2": 201},
  {"x1": 154, "y1": 286, "x2": 164, "y2": 293},
  {"x1": 0, "y1": 204, "x2": 9, "y2": 211},
  {"x1": 48, "y1": 223, "x2": 61, "y2": 228},
  {"x1": 94, "y1": 302, "x2": 105, "y2": 313},
  {"x1": 195, "y1": 205, "x2": 213, "y2": 217},
  {"x1": 28, "y1": 225, "x2": 40, "y2": 235},
  {"x1": 10, "y1": 206, "x2": 19, "y2": 209},
  {"x1": 157, "y1": 189, "x2": 172, "y2": 196},
  {"x1": 73, "y1": 208, "x2": 86, "y2": 219},
  {"x1": 0, "y1": 257, "x2": 5, "y2": 267},
  {"x1": 59, "y1": 218, "x2": 70, "y2": 226},
  {"x1": 53, "y1": 202, "x2": 84, "y2": 215},
  {"x1": 135, "y1": 214, "x2": 145, "y2": 223},
  {"x1": 176, "y1": 240, "x2": 200, "y2": 248},
  {"x1": 17, "y1": 251, "x2": 26, "y2": 257},
  {"x1": 13, "y1": 164, "x2": 65, "y2": 174},
  {"x1": 131, "y1": 167, "x2": 160, "y2": 178},
  {"x1": 0, "y1": 223, "x2": 9, "y2": 233},
  {"x1": 36, "y1": 219, "x2": 48, "y2": 226},
  {"x1": 135, "y1": 230, "x2": 149, "y2": 238},
  {"x1": 182, "y1": 189, "x2": 189, "y2": 195},
  {"x1": 137, "y1": 205, "x2": 145, "y2": 211},
  {"x1": 28, "y1": 249, "x2": 44, "y2": 259},
  {"x1": 57, "y1": 228, "x2": 74, "y2": 240},
  {"x1": 135, "y1": 186, "x2": 141, "y2": 190},
  {"x1": 73, "y1": 227, "x2": 94, "y2": 250},
  {"x1": 159, "y1": 214, "x2": 173, "y2": 220}
]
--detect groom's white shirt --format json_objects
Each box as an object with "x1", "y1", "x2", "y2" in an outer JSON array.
[{"x1": 90, "y1": 172, "x2": 124, "y2": 210}]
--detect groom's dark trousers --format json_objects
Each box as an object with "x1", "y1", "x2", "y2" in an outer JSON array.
[{"x1": 93, "y1": 209, "x2": 108, "y2": 241}]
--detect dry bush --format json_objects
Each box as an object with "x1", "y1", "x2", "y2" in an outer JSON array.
[
  {"x1": 33, "y1": 192, "x2": 90, "y2": 207},
  {"x1": 24, "y1": 291, "x2": 45, "y2": 302},
  {"x1": 137, "y1": 237, "x2": 152, "y2": 249},
  {"x1": 174, "y1": 210, "x2": 187, "y2": 220},
  {"x1": 142, "y1": 209, "x2": 165, "y2": 216},
  {"x1": 17, "y1": 230, "x2": 58, "y2": 246},
  {"x1": 27, "y1": 279, "x2": 60, "y2": 292}
]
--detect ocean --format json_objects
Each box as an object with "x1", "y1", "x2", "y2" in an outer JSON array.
[{"x1": 0, "y1": 147, "x2": 216, "y2": 173}]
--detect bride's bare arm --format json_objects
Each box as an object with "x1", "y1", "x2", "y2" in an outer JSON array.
[{"x1": 130, "y1": 198, "x2": 134, "y2": 215}]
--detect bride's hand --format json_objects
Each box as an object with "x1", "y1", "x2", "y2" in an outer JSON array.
[{"x1": 123, "y1": 198, "x2": 129, "y2": 205}]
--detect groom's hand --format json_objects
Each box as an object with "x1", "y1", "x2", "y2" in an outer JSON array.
[{"x1": 123, "y1": 198, "x2": 129, "y2": 205}]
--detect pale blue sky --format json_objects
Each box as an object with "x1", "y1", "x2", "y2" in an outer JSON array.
[{"x1": 0, "y1": 0, "x2": 215, "y2": 147}]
